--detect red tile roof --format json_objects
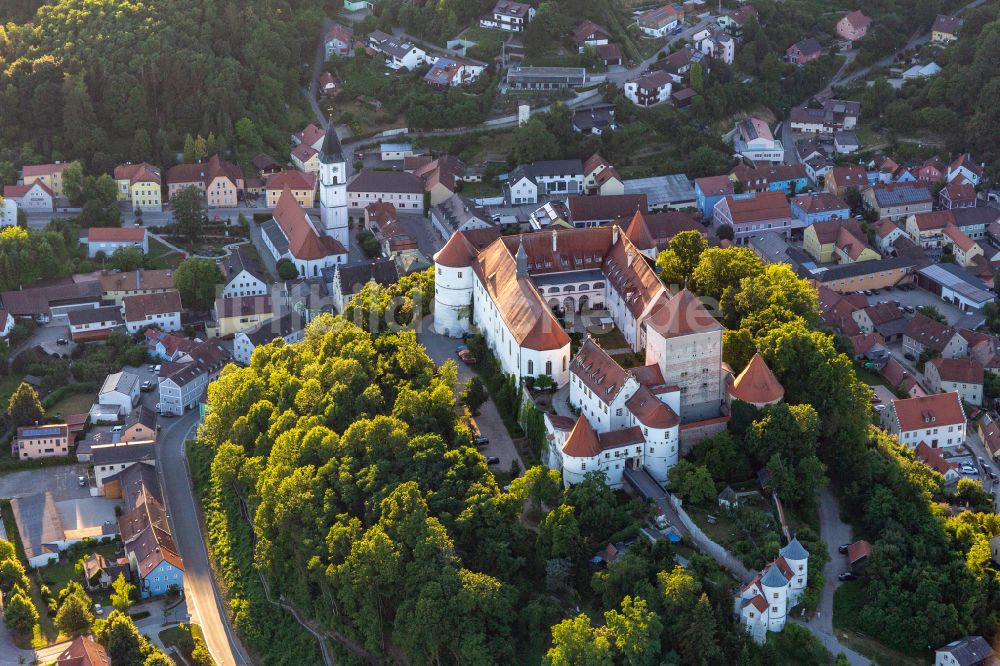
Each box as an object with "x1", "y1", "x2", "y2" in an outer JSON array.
[
  {"x1": 87, "y1": 227, "x2": 146, "y2": 242},
  {"x1": 914, "y1": 441, "x2": 959, "y2": 476},
  {"x1": 891, "y1": 391, "x2": 965, "y2": 432},
  {"x1": 625, "y1": 386, "x2": 679, "y2": 428},
  {"x1": 729, "y1": 353, "x2": 784, "y2": 405},
  {"x1": 847, "y1": 539, "x2": 871, "y2": 564},
  {"x1": 646, "y1": 288, "x2": 722, "y2": 337},
  {"x1": 123, "y1": 290, "x2": 182, "y2": 321},
  {"x1": 928, "y1": 357, "x2": 983, "y2": 385},
  {"x1": 114, "y1": 162, "x2": 161, "y2": 186},
  {"x1": 272, "y1": 187, "x2": 346, "y2": 260},
  {"x1": 567, "y1": 194, "x2": 647, "y2": 224},
  {"x1": 694, "y1": 175, "x2": 734, "y2": 197},
  {"x1": 721, "y1": 191, "x2": 791, "y2": 224},
  {"x1": 842, "y1": 10, "x2": 871, "y2": 30},
  {"x1": 571, "y1": 338, "x2": 628, "y2": 404},
  {"x1": 23, "y1": 162, "x2": 70, "y2": 178},
  {"x1": 57, "y1": 635, "x2": 110, "y2": 666},
  {"x1": 167, "y1": 155, "x2": 242, "y2": 187},
  {"x1": 265, "y1": 170, "x2": 316, "y2": 192},
  {"x1": 911, "y1": 210, "x2": 954, "y2": 231},
  {"x1": 562, "y1": 414, "x2": 602, "y2": 458}
]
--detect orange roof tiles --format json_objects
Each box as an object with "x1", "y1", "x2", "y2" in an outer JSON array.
[
  {"x1": 571, "y1": 338, "x2": 628, "y2": 404},
  {"x1": 265, "y1": 170, "x2": 316, "y2": 192},
  {"x1": 273, "y1": 187, "x2": 346, "y2": 260},
  {"x1": 729, "y1": 353, "x2": 784, "y2": 405},
  {"x1": 891, "y1": 391, "x2": 965, "y2": 432},
  {"x1": 167, "y1": 154, "x2": 242, "y2": 187},
  {"x1": 434, "y1": 232, "x2": 478, "y2": 268},
  {"x1": 87, "y1": 227, "x2": 146, "y2": 242},
  {"x1": 721, "y1": 191, "x2": 791, "y2": 224},
  {"x1": 562, "y1": 415, "x2": 602, "y2": 458},
  {"x1": 646, "y1": 288, "x2": 722, "y2": 337},
  {"x1": 625, "y1": 386, "x2": 679, "y2": 428},
  {"x1": 928, "y1": 357, "x2": 983, "y2": 385}
]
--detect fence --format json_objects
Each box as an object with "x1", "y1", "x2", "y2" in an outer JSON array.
[{"x1": 670, "y1": 495, "x2": 755, "y2": 583}]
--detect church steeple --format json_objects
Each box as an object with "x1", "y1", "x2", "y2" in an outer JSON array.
[
  {"x1": 515, "y1": 238, "x2": 528, "y2": 277},
  {"x1": 319, "y1": 118, "x2": 348, "y2": 247}
]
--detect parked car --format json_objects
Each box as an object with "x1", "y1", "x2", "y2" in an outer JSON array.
[
  {"x1": 56, "y1": 338, "x2": 69, "y2": 346},
  {"x1": 154, "y1": 364, "x2": 161, "y2": 373},
  {"x1": 904, "y1": 305, "x2": 915, "y2": 313},
  {"x1": 904, "y1": 353, "x2": 916, "y2": 361},
  {"x1": 456, "y1": 345, "x2": 478, "y2": 364},
  {"x1": 961, "y1": 464, "x2": 977, "y2": 475},
  {"x1": 474, "y1": 436, "x2": 489, "y2": 447},
  {"x1": 93, "y1": 603, "x2": 104, "y2": 615},
  {"x1": 141, "y1": 380, "x2": 153, "y2": 391},
  {"x1": 485, "y1": 456, "x2": 500, "y2": 466},
  {"x1": 111, "y1": 425, "x2": 123, "y2": 433},
  {"x1": 863, "y1": 290, "x2": 873, "y2": 296},
  {"x1": 871, "y1": 289, "x2": 880, "y2": 295},
  {"x1": 78, "y1": 476, "x2": 87, "y2": 487},
  {"x1": 838, "y1": 572, "x2": 857, "y2": 581},
  {"x1": 838, "y1": 543, "x2": 850, "y2": 554}
]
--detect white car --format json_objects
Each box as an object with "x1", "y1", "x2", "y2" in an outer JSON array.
[
  {"x1": 93, "y1": 603, "x2": 104, "y2": 615},
  {"x1": 961, "y1": 464, "x2": 977, "y2": 475}
]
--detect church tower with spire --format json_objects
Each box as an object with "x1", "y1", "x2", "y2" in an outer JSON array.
[{"x1": 319, "y1": 120, "x2": 349, "y2": 248}]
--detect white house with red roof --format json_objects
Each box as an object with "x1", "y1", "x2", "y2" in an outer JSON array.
[
  {"x1": 947, "y1": 153, "x2": 983, "y2": 187},
  {"x1": 86, "y1": 227, "x2": 148, "y2": 258},
  {"x1": 324, "y1": 23, "x2": 354, "y2": 59},
  {"x1": 736, "y1": 537, "x2": 809, "y2": 642},
  {"x1": 4, "y1": 181, "x2": 54, "y2": 211},
  {"x1": 882, "y1": 391, "x2": 966, "y2": 448},
  {"x1": 837, "y1": 10, "x2": 871, "y2": 41}
]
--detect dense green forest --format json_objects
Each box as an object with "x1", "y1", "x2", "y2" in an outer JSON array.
[{"x1": 0, "y1": 0, "x2": 325, "y2": 176}]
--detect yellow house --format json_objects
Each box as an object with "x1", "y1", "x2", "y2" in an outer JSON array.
[
  {"x1": 23, "y1": 162, "x2": 71, "y2": 197},
  {"x1": 115, "y1": 163, "x2": 162, "y2": 212},
  {"x1": 943, "y1": 224, "x2": 984, "y2": 268},
  {"x1": 931, "y1": 15, "x2": 961, "y2": 43},
  {"x1": 291, "y1": 144, "x2": 321, "y2": 175},
  {"x1": 834, "y1": 226, "x2": 880, "y2": 264},
  {"x1": 824, "y1": 165, "x2": 868, "y2": 197},
  {"x1": 265, "y1": 170, "x2": 316, "y2": 208},
  {"x1": 211, "y1": 295, "x2": 273, "y2": 338},
  {"x1": 803, "y1": 219, "x2": 869, "y2": 263},
  {"x1": 596, "y1": 168, "x2": 625, "y2": 196}
]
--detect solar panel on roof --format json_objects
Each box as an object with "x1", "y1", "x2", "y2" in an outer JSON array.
[{"x1": 20, "y1": 427, "x2": 63, "y2": 437}]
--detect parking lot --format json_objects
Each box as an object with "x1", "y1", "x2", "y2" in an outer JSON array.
[
  {"x1": 862, "y1": 284, "x2": 982, "y2": 328},
  {"x1": 0, "y1": 464, "x2": 91, "y2": 501}
]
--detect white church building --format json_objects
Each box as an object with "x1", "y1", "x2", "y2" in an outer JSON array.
[
  {"x1": 261, "y1": 123, "x2": 348, "y2": 277},
  {"x1": 433, "y1": 216, "x2": 727, "y2": 489},
  {"x1": 736, "y1": 538, "x2": 810, "y2": 643}
]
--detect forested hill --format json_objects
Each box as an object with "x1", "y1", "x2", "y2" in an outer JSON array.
[{"x1": 0, "y1": 0, "x2": 324, "y2": 173}]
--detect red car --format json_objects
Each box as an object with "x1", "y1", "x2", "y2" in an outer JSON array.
[{"x1": 456, "y1": 346, "x2": 478, "y2": 364}]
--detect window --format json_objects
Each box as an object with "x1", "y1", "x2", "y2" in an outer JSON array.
[{"x1": 528, "y1": 360, "x2": 533, "y2": 374}]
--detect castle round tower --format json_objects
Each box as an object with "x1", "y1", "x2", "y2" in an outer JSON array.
[
  {"x1": 433, "y1": 233, "x2": 475, "y2": 338},
  {"x1": 779, "y1": 537, "x2": 810, "y2": 602},
  {"x1": 759, "y1": 564, "x2": 789, "y2": 632}
]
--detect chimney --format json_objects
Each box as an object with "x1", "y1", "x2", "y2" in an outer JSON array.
[{"x1": 551, "y1": 230, "x2": 558, "y2": 252}]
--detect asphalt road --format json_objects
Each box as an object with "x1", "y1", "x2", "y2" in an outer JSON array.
[{"x1": 157, "y1": 410, "x2": 250, "y2": 666}]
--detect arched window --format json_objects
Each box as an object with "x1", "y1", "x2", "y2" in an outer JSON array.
[
  {"x1": 563, "y1": 285, "x2": 576, "y2": 292},
  {"x1": 592, "y1": 282, "x2": 605, "y2": 289},
  {"x1": 578, "y1": 283, "x2": 589, "y2": 290},
  {"x1": 545, "y1": 360, "x2": 552, "y2": 375},
  {"x1": 549, "y1": 287, "x2": 560, "y2": 294},
  {"x1": 528, "y1": 360, "x2": 534, "y2": 374}
]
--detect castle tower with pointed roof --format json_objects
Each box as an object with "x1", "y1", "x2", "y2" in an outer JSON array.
[
  {"x1": 728, "y1": 353, "x2": 784, "y2": 408},
  {"x1": 319, "y1": 119, "x2": 348, "y2": 248}
]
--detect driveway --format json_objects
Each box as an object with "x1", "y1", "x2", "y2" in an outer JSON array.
[
  {"x1": 416, "y1": 317, "x2": 524, "y2": 475},
  {"x1": 0, "y1": 463, "x2": 90, "y2": 501}
]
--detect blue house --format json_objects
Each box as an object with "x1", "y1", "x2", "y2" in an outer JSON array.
[
  {"x1": 732, "y1": 164, "x2": 810, "y2": 195},
  {"x1": 790, "y1": 192, "x2": 851, "y2": 226},
  {"x1": 113, "y1": 462, "x2": 185, "y2": 598},
  {"x1": 694, "y1": 175, "x2": 735, "y2": 220}
]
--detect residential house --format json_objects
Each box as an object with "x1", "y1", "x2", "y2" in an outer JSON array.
[
  {"x1": 87, "y1": 227, "x2": 148, "y2": 258},
  {"x1": 623, "y1": 210, "x2": 705, "y2": 259},
  {"x1": 942, "y1": 225, "x2": 984, "y2": 267},
  {"x1": 914, "y1": 441, "x2": 961, "y2": 485},
  {"x1": 326, "y1": 259, "x2": 402, "y2": 313},
  {"x1": 850, "y1": 331, "x2": 891, "y2": 368},
  {"x1": 940, "y1": 180, "x2": 977, "y2": 210},
  {"x1": 934, "y1": 636, "x2": 994, "y2": 666},
  {"x1": 233, "y1": 312, "x2": 306, "y2": 365},
  {"x1": 881, "y1": 356, "x2": 924, "y2": 397},
  {"x1": 656, "y1": 46, "x2": 701, "y2": 83},
  {"x1": 92, "y1": 371, "x2": 141, "y2": 421},
  {"x1": 292, "y1": 123, "x2": 327, "y2": 152},
  {"x1": 694, "y1": 175, "x2": 734, "y2": 219},
  {"x1": 730, "y1": 163, "x2": 809, "y2": 195},
  {"x1": 115, "y1": 463, "x2": 183, "y2": 597},
  {"x1": 210, "y1": 295, "x2": 273, "y2": 338},
  {"x1": 113, "y1": 163, "x2": 162, "y2": 212},
  {"x1": 624, "y1": 71, "x2": 672, "y2": 107},
  {"x1": 595, "y1": 43, "x2": 623, "y2": 66},
  {"x1": 932, "y1": 15, "x2": 963, "y2": 43},
  {"x1": 82, "y1": 553, "x2": 130, "y2": 592},
  {"x1": 291, "y1": 143, "x2": 321, "y2": 175},
  {"x1": 324, "y1": 23, "x2": 354, "y2": 58},
  {"x1": 143, "y1": 329, "x2": 197, "y2": 362},
  {"x1": 252, "y1": 154, "x2": 283, "y2": 177},
  {"x1": 803, "y1": 218, "x2": 866, "y2": 262},
  {"x1": 834, "y1": 131, "x2": 860, "y2": 154},
  {"x1": 423, "y1": 58, "x2": 484, "y2": 88},
  {"x1": 594, "y1": 167, "x2": 625, "y2": 196},
  {"x1": 22, "y1": 162, "x2": 71, "y2": 197},
  {"x1": 925, "y1": 357, "x2": 984, "y2": 405},
  {"x1": 93, "y1": 442, "x2": 156, "y2": 494},
  {"x1": 638, "y1": 4, "x2": 684, "y2": 37},
  {"x1": 692, "y1": 24, "x2": 735, "y2": 64},
  {"x1": 874, "y1": 219, "x2": 906, "y2": 254},
  {"x1": 166, "y1": 155, "x2": 244, "y2": 207},
  {"x1": 56, "y1": 635, "x2": 111, "y2": 666},
  {"x1": 917, "y1": 156, "x2": 948, "y2": 183},
  {"x1": 99, "y1": 269, "x2": 174, "y2": 306},
  {"x1": 506, "y1": 159, "x2": 585, "y2": 204},
  {"x1": 122, "y1": 290, "x2": 183, "y2": 334},
  {"x1": 977, "y1": 413, "x2": 1000, "y2": 460},
  {"x1": 622, "y1": 174, "x2": 697, "y2": 210},
  {"x1": 790, "y1": 99, "x2": 861, "y2": 134},
  {"x1": 574, "y1": 20, "x2": 611, "y2": 51},
  {"x1": 852, "y1": 303, "x2": 907, "y2": 341},
  {"x1": 790, "y1": 192, "x2": 850, "y2": 227},
  {"x1": 572, "y1": 105, "x2": 617, "y2": 134},
  {"x1": 903, "y1": 313, "x2": 968, "y2": 359},
  {"x1": 68, "y1": 306, "x2": 124, "y2": 342},
  {"x1": 905, "y1": 210, "x2": 952, "y2": 249},
  {"x1": 366, "y1": 30, "x2": 427, "y2": 69},
  {"x1": 480, "y1": 0, "x2": 535, "y2": 32},
  {"x1": 736, "y1": 538, "x2": 809, "y2": 643},
  {"x1": 265, "y1": 170, "x2": 316, "y2": 208},
  {"x1": 411, "y1": 154, "x2": 469, "y2": 206},
  {"x1": 121, "y1": 406, "x2": 157, "y2": 444},
  {"x1": 506, "y1": 66, "x2": 587, "y2": 90},
  {"x1": 712, "y1": 191, "x2": 794, "y2": 244},
  {"x1": 15, "y1": 425, "x2": 71, "y2": 460},
  {"x1": 157, "y1": 341, "x2": 231, "y2": 415},
  {"x1": 883, "y1": 391, "x2": 966, "y2": 448},
  {"x1": 567, "y1": 194, "x2": 647, "y2": 228},
  {"x1": 261, "y1": 187, "x2": 348, "y2": 278},
  {"x1": 347, "y1": 170, "x2": 425, "y2": 211},
  {"x1": 219, "y1": 247, "x2": 268, "y2": 299},
  {"x1": 837, "y1": 10, "x2": 871, "y2": 41},
  {"x1": 3, "y1": 181, "x2": 54, "y2": 211},
  {"x1": 952, "y1": 207, "x2": 998, "y2": 241},
  {"x1": 382, "y1": 143, "x2": 415, "y2": 161},
  {"x1": 430, "y1": 194, "x2": 494, "y2": 238},
  {"x1": 0, "y1": 278, "x2": 102, "y2": 323},
  {"x1": 785, "y1": 38, "x2": 822, "y2": 65},
  {"x1": 733, "y1": 117, "x2": 785, "y2": 164},
  {"x1": 948, "y1": 153, "x2": 984, "y2": 187},
  {"x1": 319, "y1": 71, "x2": 337, "y2": 97},
  {"x1": 825, "y1": 165, "x2": 870, "y2": 196},
  {"x1": 716, "y1": 5, "x2": 757, "y2": 40},
  {"x1": 863, "y1": 183, "x2": 934, "y2": 220}
]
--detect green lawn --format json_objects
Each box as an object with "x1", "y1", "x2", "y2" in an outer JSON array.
[
  {"x1": 589, "y1": 325, "x2": 630, "y2": 351},
  {"x1": 46, "y1": 390, "x2": 97, "y2": 420},
  {"x1": 147, "y1": 237, "x2": 183, "y2": 269},
  {"x1": 159, "y1": 623, "x2": 210, "y2": 665},
  {"x1": 37, "y1": 540, "x2": 121, "y2": 598},
  {"x1": 0, "y1": 375, "x2": 24, "y2": 407},
  {"x1": 0, "y1": 501, "x2": 59, "y2": 646}
]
